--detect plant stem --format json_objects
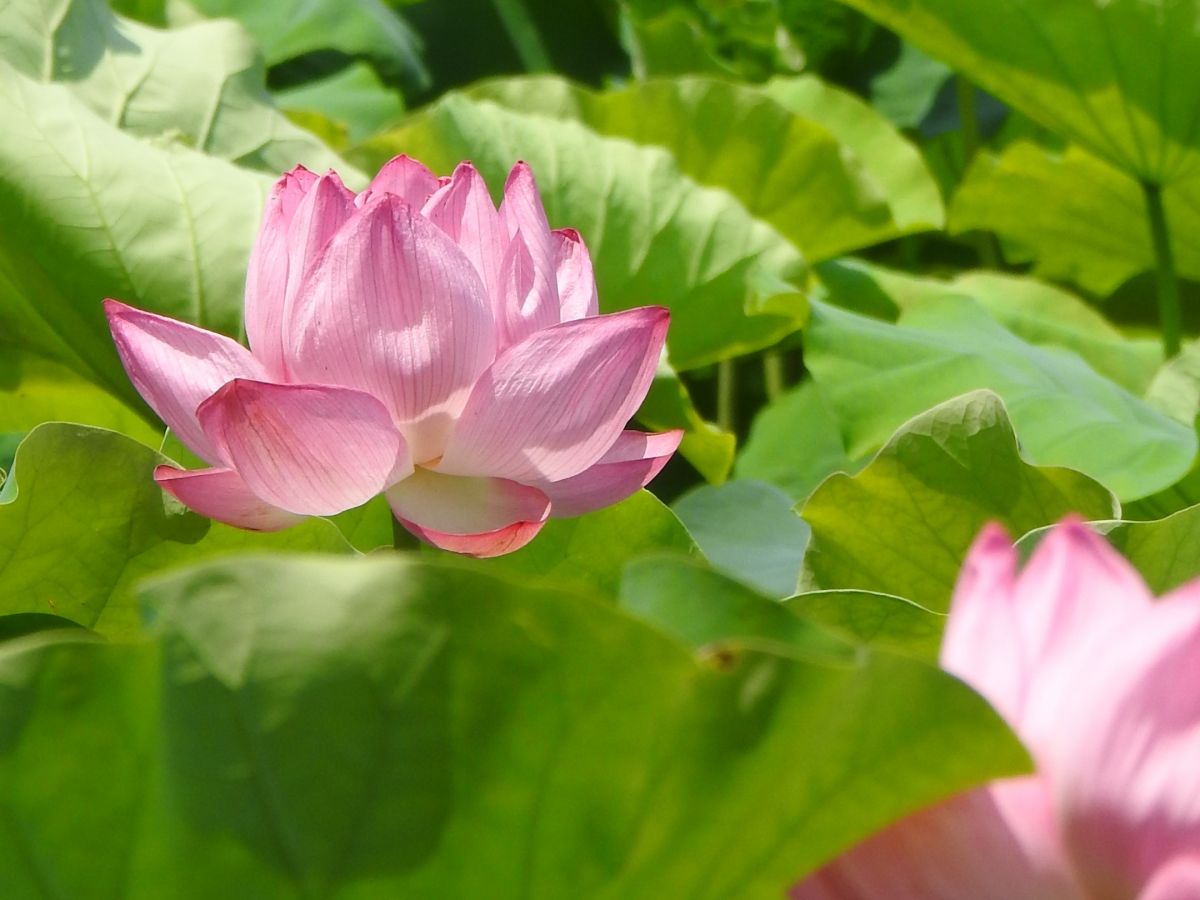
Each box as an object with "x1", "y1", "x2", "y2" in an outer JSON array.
[
  {"x1": 490, "y1": 0, "x2": 552, "y2": 72},
  {"x1": 1142, "y1": 180, "x2": 1183, "y2": 358},
  {"x1": 956, "y1": 75, "x2": 1000, "y2": 269},
  {"x1": 717, "y1": 359, "x2": 736, "y2": 433},
  {"x1": 763, "y1": 351, "x2": 786, "y2": 402}
]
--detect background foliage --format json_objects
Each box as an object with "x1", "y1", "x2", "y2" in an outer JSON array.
[{"x1": 2, "y1": 0, "x2": 1198, "y2": 897}]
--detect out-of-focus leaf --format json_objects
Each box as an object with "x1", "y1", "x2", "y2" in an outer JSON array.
[
  {"x1": 275, "y1": 61, "x2": 405, "y2": 142},
  {"x1": 0, "y1": 425, "x2": 354, "y2": 638},
  {"x1": 800, "y1": 391, "x2": 1117, "y2": 611},
  {"x1": 441, "y1": 490, "x2": 699, "y2": 598},
  {"x1": 805, "y1": 297, "x2": 1195, "y2": 500},
  {"x1": 951, "y1": 142, "x2": 1200, "y2": 296},
  {"x1": 787, "y1": 589, "x2": 943, "y2": 662},
  {"x1": 734, "y1": 381, "x2": 857, "y2": 503},
  {"x1": 868, "y1": 41, "x2": 950, "y2": 129},
  {"x1": 620, "y1": 2, "x2": 728, "y2": 78},
  {"x1": 361, "y1": 90, "x2": 808, "y2": 369},
  {"x1": 1092, "y1": 507, "x2": 1200, "y2": 594},
  {"x1": 672, "y1": 479, "x2": 809, "y2": 597},
  {"x1": 640, "y1": 359, "x2": 735, "y2": 484},
  {"x1": 0, "y1": 552, "x2": 1028, "y2": 898},
  {"x1": 187, "y1": 0, "x2": 426, "y2": 85},
  {"x1": 468, "y1": 74, "x2": 943, "y2": 261},
  {"x1": 0, "y1": 0, "x2": 350, "y2": 174},
  {"x1": 841, "y1": 0, "x2": 1200, "y2": 185},
  {"x1": 815, "y1": 258, "x2": 1163, "y2": 394},
  {"x1": 620, "y1": 555, "x2": 849, "y2": 661}
]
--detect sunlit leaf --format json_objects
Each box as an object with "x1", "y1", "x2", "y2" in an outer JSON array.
[
  {"x1": 805, "y1": 296, "x2": 1194, "y2": 500},
  {"x1": 841, "y1": 0, "x2": 1200, "y2": 184},
  {"x1": 0, "y1": 424, "x2": 354, "y2": 638},
  {"x1": 800, "y1": 391, "x2": 1117, "y2": 610}
]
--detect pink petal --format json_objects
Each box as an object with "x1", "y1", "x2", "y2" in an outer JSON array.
[
  {"x1": 552, "y1": 228, "x2": 599, "y2": 321},
  {"x1": 1011, "y1": 520, "x2": 1153, "y2": 757},
  {"x1": 244, "y1": 166, "x2": 318, "y2": 377},
  {"x1": 1055, "y1": 582, "x2": 1200, "y2": 897},
  {"x1": 498, "y1": 162, "x2": 560, "y2": 346},
  {"x1": 537, "y1": 429, "x2": 681, "y2": 518},
  {"x1": 104, "y1": 300, "x2": 267, "y2": 464},
  {"x1": 791, "y1": 779, "x2": 1084, "y2": 900},
  {"x1": 1140, "y1": 858, "x2": 1200, "y2": 900},
  {"x1": 940, "y1": 524, "x2": 1028, "y2": 726},
  {"x1": 421, "y1": 161, "x2": 507, "y2": 305},
  {"x1": 496, "y1": 229, "x2": 559, "y2": 348},
  {"x1": 285, "y1": 194, "x2": 495, "y2": 462},
  {"x1": 155, "y1": 465, "x2": 305, "y2": 531},
  {"x1": 197, "y1": 379, "x2": 411, "y2": 516},
  {"x1": 276, "y1": 172, "x2": 356, "y2": 363},
  {"x1": 357, "y1": 154, "x2": 439, "y2": 207},
  {"x1": 386, "y1": 467, "x2": 549, "y2": 558},
  {"x1": 436, "y1": 307, "x2": 669, "y2": 483}
]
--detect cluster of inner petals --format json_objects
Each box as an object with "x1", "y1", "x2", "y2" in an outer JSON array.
[{"x1": 105, "y1": 155, "x2": 680, "y2": 557}]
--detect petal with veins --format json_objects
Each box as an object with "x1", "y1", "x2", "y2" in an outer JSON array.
[
  {"x1": 357, "y1": 154, "x2": 439, "y2": 206},
  {"x1": 104, "y1": 300, "x2": 267, "y2": 465},
  {"x1": 537, "y1": 429, "x2": 681, "y2": 518},
  {"x1": 197, "y1": 379, "x2": 410, "y2": 516},
  {"x1": 437, "y1": 307, "x2": 669, "y2": 483},
  {"x1": 286, "y1": 194, "x2": 495, "y2": 462},
  {"x1": 155, "y1": 465, "x2": 305, "y2": 531},
  {"x1": 244, "y1": 165, "x2": 317, "y2": 376}
]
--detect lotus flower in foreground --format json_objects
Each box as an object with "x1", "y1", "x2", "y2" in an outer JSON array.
[
  {"x1": 105, "y1": 156, "x2": 679, "y2": 556},
  {"x1": 793, "y1": 520, "x2": 1200, "y2": 900}
]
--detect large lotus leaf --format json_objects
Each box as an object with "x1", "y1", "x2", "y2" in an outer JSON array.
[
  {"x1": 815, "y1": 257, "x2": 1163, "y2": 393},
  {"x1": 950, "y1": 141, "x2": 1200, "y2": 296},
  {"x1": 799, "y1": 391, "x2": 1117, "y2": 611},
  {"x1": 620, "y1": 554, "x2": 851, "y2": 662},
  {"x1": 275, "y1": 61, "x2": 406, "y2": 143},
  {"x1": 179, "y1": 0, "x2": 426, "y2": 85},
  {"x1": 839, "y1": 0, "x2": 1200, "y2": 184},
  {"x1": 0, "y1": 64, "x2": 269, "y2": 401},
  {"x1": 1097, "y1": 506, "x2": 1200, "y2": 594},
  {"x1": 0, "y1": 553, "x2": 1027, "y2": 898},
  {"x1": 805, "y1": 297, "x2": 1195, "y2": 500},
  {"x1": 786, "y1": 589, "x2": 944, "y2": 662},
  {"x1": 734, "y1": 381, "x2": 858, "y2": 502},
  {"x1": 672, "y1": 479, "x2": 811, "y2": 597},
  {"x1": 360, "y1": 90, "x2": 808, "y2": 369},
  {"x1": 0, "y1": 0, "x2": 350, "y2": 175},
  {"x1": 467, "y1": 74, "x2": 943, "y2": 261},
  {"x1": 0, "y1": 424, "x2": 354, "y2": 638},
  {"x1": 0, "y1": 352, "x2": 159, "y2": 448}
]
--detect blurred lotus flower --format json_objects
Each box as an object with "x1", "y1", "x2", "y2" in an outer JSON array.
[
  {"x1": 792, "y1": 519, "x2": 1200, "y2": 900},
  {"x1": 105, "y1": 156, "x2": 679, "y2": 556}
]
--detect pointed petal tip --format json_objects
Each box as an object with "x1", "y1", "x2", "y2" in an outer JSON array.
[{"x1": 154, "y1": 464, "x2": 307, "y2": 532}]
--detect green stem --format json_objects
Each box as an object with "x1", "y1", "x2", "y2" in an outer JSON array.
[
  {"x1": 1143, "y1": 180, "x2": 1183, "y2": 358},
  {"x1": 763, "y1": 351, "x2": 786, "y2": 402},
  {"x1": 490, "y1": 0, "x2": 552, "y2": 72},
  {"x1": 956, "y1": 76, "x2": 1000, "y2": 269},
  {"x1": 717, "y1": 359, "x2": 736, "y2": 433}
]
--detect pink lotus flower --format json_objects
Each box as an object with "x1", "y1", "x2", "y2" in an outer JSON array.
[
  {"x1": 793, "y1": 520, "x2": 1200, "y2": 900},
  {"x1": 105, "y1": 157, "x2": 679, "y2": 556}
]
